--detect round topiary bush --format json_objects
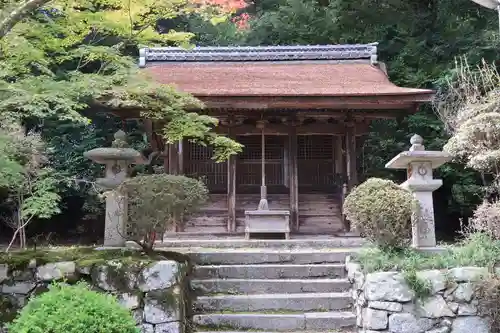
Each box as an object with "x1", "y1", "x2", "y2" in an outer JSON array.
[
  {"x1": 343, "y1": 177, "x2": 415, "y2": 249},
  {"x1": 8, "y1": 282, "x2": 139, "y2": 333}
]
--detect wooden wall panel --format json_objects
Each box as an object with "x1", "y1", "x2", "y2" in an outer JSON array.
[
  {"x1": 183, "y1": 214, "x2": 227, "y2": 234},
  {"x1": 298, "y1": 193, "x2": 343, "y2": 234},
  {"x1": 176, "y1": 193, "x2": 344, "y2": 235},
  {"x1": 182, "y1": 194, "x2": 228, "y2": 233}
]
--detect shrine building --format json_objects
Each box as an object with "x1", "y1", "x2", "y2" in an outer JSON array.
[{"x1": 135, "y1": 43, "x2": 433, "y2": 237}]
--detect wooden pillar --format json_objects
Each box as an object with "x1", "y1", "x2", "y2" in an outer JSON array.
[
  {"x1": 168, "y1": 143, "x2": 178, "y2": 175},
  {"x1": 343, "y1": 123, "x2": 358, "y2": 234},
  {"x1": 162, "y1": 148, "x2": 169, "y2": 173},
  {"x1": 283, "y1": 140, "x2": 289, "y2": 186},
  {"x1": 227, "y1": 129, "x2": 236, "y2": 233},
  {"x1": 345, "y1": 123, "x2": 358, "y2": 190},
  {"x1": 178, "y1": 140, "x2": 184, "y2": 175},
  {"x1": 334, "y1": 135, "x2": 344, "y2": 177},
  {"x1": 144, "y1": 119, "x2": 157, "y2": 151},
  {"x1": 289, "y1": 124, "x2": 299, "y2": 231},
  {"x1": 257, "y1": 120, "x2": 269, "y2": 210}
]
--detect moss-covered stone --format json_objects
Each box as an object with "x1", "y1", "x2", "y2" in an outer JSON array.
[
  {"x1": 0, "y1": 247, "x2": 179, "y2": 277},
  {"x1": 91, "y1": 260, "x2": 148, "y2": 292},
  {"x1": 0, "y1": 294, "x2": 21, "y2": 325},
  {"x1": 0, "y1": 247, "x2": 190, "y2": 331},
  {"x1": 0, "y1": 247, "x2": 168, "y2": 273}
]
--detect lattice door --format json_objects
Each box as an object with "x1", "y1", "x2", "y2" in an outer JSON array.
[
  {"x1": 184, "y1": 141, "x2": 227, "y2": 192},
  {"x1": 236, "y1": 135, "x2": 285, "y2": 188},
  {"x1": 297, "y1": 135, "x2": 337, "y2": 191}
]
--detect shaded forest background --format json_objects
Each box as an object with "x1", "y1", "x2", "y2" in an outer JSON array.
[{"x1": 1, "y1": 0, "x2": 499, "y2": 245}]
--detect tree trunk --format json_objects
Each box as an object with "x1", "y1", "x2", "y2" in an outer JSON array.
[{"x1": 17, "y1": 207, "x2": 26, "y2": 249}]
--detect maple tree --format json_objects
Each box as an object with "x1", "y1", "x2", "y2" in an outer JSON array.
[
  {"x1": 202, "y1": 0, "x2": 247, "y2": 12},
  {"x1": 0, "y1": 0, "x2": 242, "y2": 248},
  {"x1": 1, "y1": 0, "x2": 242, "y2": 154},
  {"x1": 191, "y1": 0, "x2": 250, "y2": 29}
]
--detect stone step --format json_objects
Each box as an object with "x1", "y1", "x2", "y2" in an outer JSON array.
[
  {"x1": 193, "y1": 292, "x2": 352, "y2": 312},
  {"x1": 193, "y1": 312, "x2": 356, "y2": 331},
  {"x1": 165, "y1": 248, "x2": 352, "y2": 265},
  {"x1": 157, "y1": 237, "x2": 365, "y2": 249},
  {"x1": 193, "y1": 264, "x2": 346, "y2": 279},
  {"x1": 191, "y1": 278, "x2": 351, "y2": 294}
]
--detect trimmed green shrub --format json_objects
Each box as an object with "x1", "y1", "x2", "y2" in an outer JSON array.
[
  {"x1": 122, "y1": 173, "x2": 208, "y2": 250},
  {"x1": 8, "y1": 282, "x2": 139, "y2": 333},
  {"x1": 343, "y1": 177, "x2": 415, "y2": 249}
]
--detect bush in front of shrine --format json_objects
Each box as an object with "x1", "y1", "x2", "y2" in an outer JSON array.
[
  {"x1": 343, "y1": 177, "x2": 415, "y2": 249},
  {"x1": 122, "y1": 173, "x2": 208, "y2": 251},
  {"x1": 8, "y1": 282, "x2": 139, "y2": 333}
]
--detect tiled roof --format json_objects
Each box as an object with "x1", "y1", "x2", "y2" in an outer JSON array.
[
  {"x1": 139, "y1": 44, "x2": 433, "y2": 100},
  {"x1": 146, "y1": 62, "x2": 432, "y2": 97}
]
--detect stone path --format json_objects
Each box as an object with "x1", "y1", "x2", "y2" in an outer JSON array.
[{"x1": 157, "y1": 237, "x2": 363, "y2": 332}]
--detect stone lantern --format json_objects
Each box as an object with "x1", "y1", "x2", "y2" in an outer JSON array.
[
  {"x1": 385, "y1": 134, "x2": 452, "y2": 248},
  {"x1": 84, "y1": 130, "x2": 144, "y2": 247}
]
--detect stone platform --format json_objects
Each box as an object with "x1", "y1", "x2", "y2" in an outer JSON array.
[{"x1": 156, "y1": 236, "x2": 365, "y2": 249}]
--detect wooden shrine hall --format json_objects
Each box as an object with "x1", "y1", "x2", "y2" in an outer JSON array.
[{"x1": 137, "y1": 43, "x2": 433, "y2": 237}]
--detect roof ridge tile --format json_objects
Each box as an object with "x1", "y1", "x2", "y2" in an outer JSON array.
[{"x1": 138, "y1": 43, "x2": 379, "y2": 67}]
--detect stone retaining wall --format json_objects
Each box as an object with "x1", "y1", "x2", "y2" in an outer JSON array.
[
  {"x1": 0, "y1": 257, "x2": 189, "y2": 333},
  {"x1": 346, "y1": 257, "x2": 490, "y2": 333}
]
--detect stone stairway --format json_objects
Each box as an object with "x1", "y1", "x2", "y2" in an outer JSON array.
[{"x1": 157, "y1": 237, "x2": 363, "y2": 333}]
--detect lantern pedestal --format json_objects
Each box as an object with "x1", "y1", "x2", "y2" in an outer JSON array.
[{"x1": 84, "y1": 130, "x2": 143, "y2": 247}]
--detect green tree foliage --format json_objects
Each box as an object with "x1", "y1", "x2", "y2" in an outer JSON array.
[
  {"x1": 175, "y1": 13, "x2": 245, "y2": 46},
  {"x1": 0, "y1": 0, "x2": 242, "y2": 155},
  {"x1": 0, "y1": 0, "x2": 52, "y2": 39},
  {"x1": 244, "y1": 0, "x2": 500, "y2": 84},
  {"x1": 0, "y1": 133, "x2": 24, "y2": 188},
  {"x1": 0, "y1": 123, "x2": 61, "y2": 250},
  {"x1": 0, "y1": 0, "x2": 242, "y2": 242}
]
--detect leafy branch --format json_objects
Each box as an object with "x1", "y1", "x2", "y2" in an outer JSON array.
[{"x1": 0, "y1": 0, "x2": 52, "y2": 39}]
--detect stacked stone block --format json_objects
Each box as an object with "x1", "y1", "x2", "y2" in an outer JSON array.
[
  {"x1": 0, "y1": 259, "x2": 188, "y2": 333},
  {"x1": 346, "y1": 259, "x2": 490, "y2": 333}
]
